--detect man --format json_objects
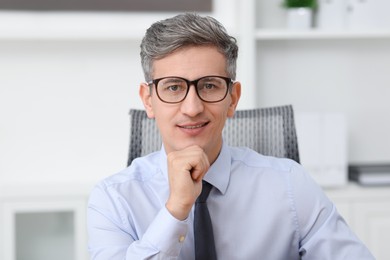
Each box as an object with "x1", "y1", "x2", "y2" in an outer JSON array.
[{"x1": 87, "y1": 13, "x2": 374, "y2": 259}]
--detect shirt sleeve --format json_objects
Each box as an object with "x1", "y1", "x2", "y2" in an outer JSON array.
[
  {"x1": 300, "y1": 205, "x2": 375, "y2": 259},
  {"x1": 288, "y1": 163, "x2": 375, "y2": 260},
  {"x1": 87, "y1": 184, "x2": 189, "y2": 260}
]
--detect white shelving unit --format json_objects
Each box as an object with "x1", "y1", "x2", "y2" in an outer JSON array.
[
  {"x1": 249, "y1": 1, "x2": 390, "y2": 164},
  {"x1": 255, "y1": 29, "x2": 390, "y2": 40}
]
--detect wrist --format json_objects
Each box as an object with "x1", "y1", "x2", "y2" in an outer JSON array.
[{"x1": 166, "y1": 199, "x2": 193, "y2": 221}]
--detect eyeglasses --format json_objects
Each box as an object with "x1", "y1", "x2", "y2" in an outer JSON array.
[{"x1": 148, "y1": 75, "x2": 233, "y2": 104}]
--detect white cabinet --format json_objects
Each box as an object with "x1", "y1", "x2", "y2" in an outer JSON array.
[
  {"x1": 326, "y1": 184, "x2": 390, "y2": 260},
  {"x1": 353, "y1": 201, "x2": 390, "y2": 260},
  {"x1": 0, "y1": 184, "x2": 90, "y2": 260}
]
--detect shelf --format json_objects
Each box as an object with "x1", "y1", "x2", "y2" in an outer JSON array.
[
  {"x1": 255, "y1": 29, "x2": 390, "y2": 40},
  {"x1": 0, "y1": 4, "x2": 238, "y2": 40},
  {"x1": 0, "y1": 11, "x2": 153, "y2": 40}
]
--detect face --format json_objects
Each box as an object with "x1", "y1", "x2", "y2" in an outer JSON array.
[{"x1": 140, "y1": 45, "x2": 241, "y2": 163}]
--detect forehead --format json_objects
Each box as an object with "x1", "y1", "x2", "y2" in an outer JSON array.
[{"x1": 152, "y1": 45, "x2": 227, "y2": 79}]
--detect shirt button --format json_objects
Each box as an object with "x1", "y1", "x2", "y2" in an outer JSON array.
[{"x1": 179, "y1": 235, "x2": 185, "y2": 243}]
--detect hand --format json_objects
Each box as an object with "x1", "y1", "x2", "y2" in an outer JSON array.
[{"x1": 165, "y1": 145, "x2": 210, "y2": 220}]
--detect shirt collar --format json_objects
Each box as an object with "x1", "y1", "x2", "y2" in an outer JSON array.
[{"x1": 158, "y1": 142, "x2": 231, "y2": 195}]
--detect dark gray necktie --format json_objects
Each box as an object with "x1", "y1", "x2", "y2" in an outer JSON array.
[{"x1": 194, "y1": 180, "x2": 217, "y2": 260}]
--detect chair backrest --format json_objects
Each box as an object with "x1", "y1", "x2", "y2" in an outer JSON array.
[{"x1": 127, "y1": 105, "x2": 300, "y2": 166}]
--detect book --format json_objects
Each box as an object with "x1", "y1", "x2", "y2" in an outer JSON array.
[{"x1": 349, "y1": 164, "x2": 390, "y2": 186}]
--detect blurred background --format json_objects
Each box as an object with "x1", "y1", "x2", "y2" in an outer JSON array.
[{"x1": 1, "y1": 0, "x2": 390, "y2": 259}]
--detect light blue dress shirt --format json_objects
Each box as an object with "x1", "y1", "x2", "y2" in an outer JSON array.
[{"x1": 87, "y1": 143, "x2": 374, "y2": 260}]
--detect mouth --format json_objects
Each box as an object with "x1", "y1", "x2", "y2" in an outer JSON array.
[
  {"x1": 178, "y1": 122, "x2": 209, "y2": 130},
  {"x1": 179, "y1": 122, "x2": 209, "y2": 129}
]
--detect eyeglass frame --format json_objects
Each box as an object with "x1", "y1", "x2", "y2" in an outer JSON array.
[{"x1": 147, "y1": 75, "x2": 234, "y2": 104}]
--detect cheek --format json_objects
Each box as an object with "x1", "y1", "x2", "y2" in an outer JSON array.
[
  {"x1": 212, "y1": 109, "x2": 230, "y2": 132},
  {"x1": 153, "y1": 105, "x2": 175, "y2": 132}
]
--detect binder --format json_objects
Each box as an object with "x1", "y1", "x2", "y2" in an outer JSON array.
[{"x1": 349, "y1": 164, "x2": 390, "y2": 186}]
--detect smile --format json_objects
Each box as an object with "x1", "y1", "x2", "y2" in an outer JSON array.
[{"x1": 179, "y1": 122, "x2": 209, "y2": 129}]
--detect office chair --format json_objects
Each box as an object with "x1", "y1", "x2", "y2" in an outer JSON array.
[{"x1": 127, "y1": 105, "x2": 300, "y2": 166}]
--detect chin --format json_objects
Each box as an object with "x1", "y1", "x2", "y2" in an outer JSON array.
[{"x1": 173, "y1": 139, "x2": 208, "y2": 151}]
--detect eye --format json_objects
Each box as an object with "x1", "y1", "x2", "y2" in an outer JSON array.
[
  {"x1": 199, "y1": 81, "x2": 223, "y2": 91},
  {"x1": 163, "y1": 84, "x2": 187, "y2": 93},
  {"x1": 204, "y1": 83, "x2": 216, "y2": 90},
  {"x1": 167, "y1": 85, "x2": 181, "y2": 92},
  {"x1": 158, "y1": 78, "x2": 187, "y2": 93}
]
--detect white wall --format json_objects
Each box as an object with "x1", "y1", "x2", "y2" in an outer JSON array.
[
  {"x1": 256, "y1": 39, "x2": 390, "y2": 163},
  {"x1": 0, "y1": 40, "x2": 144, "y2": 185}
]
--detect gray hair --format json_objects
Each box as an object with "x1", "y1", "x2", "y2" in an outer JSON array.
[{"x1": 140, "y1": 13, "x2": 238, "y2": 82}]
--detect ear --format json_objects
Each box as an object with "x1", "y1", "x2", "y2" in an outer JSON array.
[
  {"x1": 139, "y1": 83, "x2": 155, "y2": 118},
  {"x1": 227, "y1": 82, "x2": 241, "y2": 118}
]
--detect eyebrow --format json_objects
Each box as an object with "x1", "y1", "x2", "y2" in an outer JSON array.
[{"x1": 161, "y1": 78, "x2": 185, "y2": 83}]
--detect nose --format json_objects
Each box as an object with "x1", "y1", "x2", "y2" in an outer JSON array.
[{"x1": 180, "y1": 84, "x2": 204, "y2": 117}]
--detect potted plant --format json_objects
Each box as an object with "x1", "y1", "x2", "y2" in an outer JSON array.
[
  {"x1": 283, "y1": 0, "x2": 317, "y2": 9},
  {"x1": 282, "y1": 0, "x2": 317, "y2": 30}
]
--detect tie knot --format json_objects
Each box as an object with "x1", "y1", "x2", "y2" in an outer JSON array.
[{"x1": 196, "y1": 181, "x2": 213, "y2": 203}]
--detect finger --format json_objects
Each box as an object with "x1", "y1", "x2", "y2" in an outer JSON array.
[{"x1": 188, "y1": 151, "x2": 210, "y2": 181}]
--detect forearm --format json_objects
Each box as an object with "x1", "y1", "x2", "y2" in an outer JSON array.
[{"x1": 88, "y1": 205, "x2": 189, "y2": 260}]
